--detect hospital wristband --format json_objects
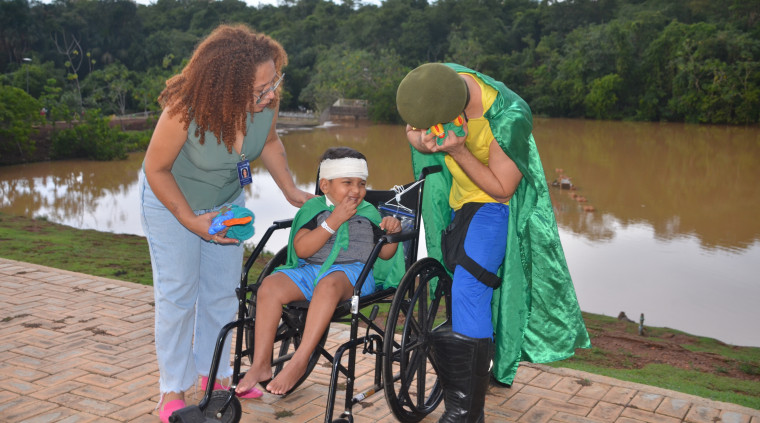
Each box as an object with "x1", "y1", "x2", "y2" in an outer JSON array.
[{"x1": 320, "y1": 220, "x2": 336, "y2": 235}]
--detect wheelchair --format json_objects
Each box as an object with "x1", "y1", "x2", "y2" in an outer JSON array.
[{"x1": 171, "y1": 165, "x2": 451, "y2": 423}]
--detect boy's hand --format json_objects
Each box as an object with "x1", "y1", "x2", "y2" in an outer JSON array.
[
  {"x1": 380, "y1": 216, "x2": 402, "y2": 235},
  {"x1": 378, "y1": 216, "x2": 403, "y2": 259},
  {"x1": 330, "y1": 196, "x2": 359, "y2": 226}
]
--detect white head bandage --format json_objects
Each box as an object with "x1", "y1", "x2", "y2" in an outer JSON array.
[{"x1": 319, "y1": 158, "x2": 368, "y2": 181}]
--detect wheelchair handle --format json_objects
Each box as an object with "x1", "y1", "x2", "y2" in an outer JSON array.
[
  {"x1": 271, "y1": 218, "x2": 294, "y2": 229},
  {"x1": 420, "y1": 165, "x2": 442, "y2": 178}
]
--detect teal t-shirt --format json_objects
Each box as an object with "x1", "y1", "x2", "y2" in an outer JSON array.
[{"x1": 170, "y1": 108, "x2": 274, "y2": 210}]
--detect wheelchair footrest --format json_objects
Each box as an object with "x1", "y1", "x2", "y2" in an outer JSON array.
[{"x1": 169, "y1": 405, "x2": 209, "y2": 423}]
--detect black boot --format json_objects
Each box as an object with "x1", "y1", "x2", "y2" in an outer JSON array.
[{"x1": 429, "y1": 328, "x2": 493, "y2": 423}]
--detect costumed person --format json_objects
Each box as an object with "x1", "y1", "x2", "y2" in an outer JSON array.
[
  {"x1": 139, "y1": 24, "x2": 312, "y2": 422},
  {"x1": 396, "y1": 63, "x2": 590, "y2": 423},
  {"x1": 235, "y1": 147, "x2": 406, "y2": 396}
]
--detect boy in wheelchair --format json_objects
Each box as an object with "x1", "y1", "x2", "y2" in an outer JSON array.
[{"x1": 236, "y1": 146, "x2": 403, "y2": 396}]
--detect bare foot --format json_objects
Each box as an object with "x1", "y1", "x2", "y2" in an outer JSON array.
[
  {"x1": 236, "y1": 365, "x2": 272, "y2": 395},
  {"x1": 266, "y1": 358, "x2": 308, "y2": 395},
  {"x1": 162, "y1": 391, "x2": 184, "y2": 407}
]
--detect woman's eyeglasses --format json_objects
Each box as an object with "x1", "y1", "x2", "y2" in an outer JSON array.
[{"x1": 254, "y1": 73, "x2": 284, "y2": 104}]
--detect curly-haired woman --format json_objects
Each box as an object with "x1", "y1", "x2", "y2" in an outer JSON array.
[{"x1": 139, "y1": 24, "x2": 312, "y2": 421}]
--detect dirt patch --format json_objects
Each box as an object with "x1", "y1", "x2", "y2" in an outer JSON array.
[
  {"x1": 364, "y1": 308, "x2": 760, "y2": 383},
  {"x1": 579, "y1": 317, "x2": 760, "y2": 382}
]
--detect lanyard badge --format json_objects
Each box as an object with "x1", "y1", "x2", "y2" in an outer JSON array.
[{"x1": 237, "y1": 154, "x2": 252, "y2": 187}]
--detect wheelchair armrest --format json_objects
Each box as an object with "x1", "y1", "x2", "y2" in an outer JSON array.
[
  {"x1": 242, "y1": 218, "x2": 293, "y2": 278},
  {"x1": 380, "y1": 229, "x2": 418, "y2": 245},
  {"x1": 272, "y1": 218, "x2": 293, "y2": 229}
]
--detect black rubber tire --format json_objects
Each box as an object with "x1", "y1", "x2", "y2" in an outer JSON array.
[
  {"x1": 382, "y1": 257, "x2": 451, "y2": 422},
  {"x1": 202, "y1": 390, "x2": 242, "y2": 423}
]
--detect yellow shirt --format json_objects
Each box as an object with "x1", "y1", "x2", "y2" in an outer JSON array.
[{"x1": 445, "y1": 75, "x2": 505, "y2": 210}]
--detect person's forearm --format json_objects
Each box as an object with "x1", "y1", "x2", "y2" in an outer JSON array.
[
  {"x1": 143, "y1": 107, "x2": 199, "y2": 229},
  {"x1": 448, "y1": 148, "x2": 515, "y2": 203},
  {"x1": 145, "y1": 169, "x2": 196, "y2": 226},
  {"x1": 293, "y1": 208, "x2": 353, "y2": 258},
  {"x1": 379, "y1": 243, "x2": 399, "y2": 260},
  {"x1": 293, "y1": 226, "x2": 332, "y2": 258},
  {"x1": 406, "y1": 125, "x2": 434, "y2": 154},
  {"x1": 261, "y1": 137, "x2": 299, "y2": 198}
]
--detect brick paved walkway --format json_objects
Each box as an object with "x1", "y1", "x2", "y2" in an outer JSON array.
[{"x1": 1, "y1": 257, "x2": 758, "y2": 422}]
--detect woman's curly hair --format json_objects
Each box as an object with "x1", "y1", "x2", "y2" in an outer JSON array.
[{"x1": 158, "y1": 24, "x2": 287, "y2": 153}]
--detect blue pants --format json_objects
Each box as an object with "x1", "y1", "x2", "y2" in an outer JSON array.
[
  {"x1": 451, "y1": 203, "x2": 509, "y2": 339},
  {"x1": 140, "y1": 170, "x2": 244, "y2": 395}
]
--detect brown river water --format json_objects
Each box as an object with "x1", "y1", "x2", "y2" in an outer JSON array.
[{"x1": 1, "y1": 118, "x2": 758, "y2": 347}]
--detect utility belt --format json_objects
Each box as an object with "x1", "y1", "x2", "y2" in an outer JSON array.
[{"x1": 440, "y1": 202, "x2": 502, "y2": 288}]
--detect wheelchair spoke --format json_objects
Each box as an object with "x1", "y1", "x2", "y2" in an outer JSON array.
[
  {"x1": 383, "y1": 258, "x2": 450, "y2": 422},
  {"x1": 398, "y1": 342, "x2": 428, "y2": 397}
]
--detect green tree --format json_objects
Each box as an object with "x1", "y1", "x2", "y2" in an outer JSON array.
[
  {"x1": 85, "y1": 62, "x2": 134, "y2": 117},
  {"x1": 134, "y1": 65, "x2": 171, "y2": 116},
  {"x1": 2, "y1": 0, "x2": 758, "y2": 126},
  {"x1": 0, "y1": 85, "x2": 43, "y2": 161},
  {"x1": 54, "y1": 31, "x2": 96, "y2": 115},
  {"x1": 39, "y1": 78, "x2": 72, "y2": 123},
  {"x1": 0, "y1": 0, "x2": 34, "y2": 71},
  {"x1": 50, "y1": 109, "x2": 127, "y2": 160},
  {"x1": 299, "y1": 45, "x2": 408, "y2": 122},
  {"x1": 584, "y1": 73, "x2": 623, "y2": 119}
]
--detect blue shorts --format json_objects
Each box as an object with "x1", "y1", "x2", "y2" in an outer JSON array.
[{"x1": 275, "y1": 259, "x2": 376, "y2": 301}]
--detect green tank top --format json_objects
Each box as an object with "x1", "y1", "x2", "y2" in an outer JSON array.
[{"x1": 171, "y1": 108, "x2": 274, "y2": 210}]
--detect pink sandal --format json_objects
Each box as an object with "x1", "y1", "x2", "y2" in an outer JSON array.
[
  {"x1": 159, "y1": 399, "x2": 186, "y2": 423},
  {"x1": 201, "y1": 376, "x2": 262, "y2": 399}
]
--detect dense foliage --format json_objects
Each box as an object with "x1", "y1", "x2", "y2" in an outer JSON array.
[
  {"x1": 0, "y1": 85, "x2": 43, "y2": 160},
  {"x1": 1, "y1": 0, "x2": 758, "y2": 125},
  {"x1": 49, "y1": 109, "x2": 131, "y2": 160}
]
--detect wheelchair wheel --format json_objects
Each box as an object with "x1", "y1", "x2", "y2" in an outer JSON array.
[
  {"x1": 244, "y1": 246, "x2": 326, "y2": 394},
  {"x1": 203, "y1": 390, "x2": 241, "y2": 422},
  {"x1": 382, "y1": 257, "x2": 451, "y2": 422}
]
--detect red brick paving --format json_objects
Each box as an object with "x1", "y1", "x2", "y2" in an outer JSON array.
[{"x1": 1, "y1": 258, "x2": 758, "y2": 422}]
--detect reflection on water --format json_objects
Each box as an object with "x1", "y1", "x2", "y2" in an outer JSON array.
[
  {"x1": 536, "y1": 118, "x2": 760, "y2": 252},
  {"x1": 1, "y1": 120, "x2": 759, "y2": 347},
  {"x1": 0, "y1": 154, "x2": 146, "y2": 235},
  {"x1": 264, "y1": 123, "x2": 416, "y2": 189},
  {"x1": 533, "y1": 118, "x2": 760, "y2": 348}
]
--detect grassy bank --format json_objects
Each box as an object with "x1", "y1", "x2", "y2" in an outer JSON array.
[{"x1": 1, "y1": 212, "x2": 758, "y2": 410}]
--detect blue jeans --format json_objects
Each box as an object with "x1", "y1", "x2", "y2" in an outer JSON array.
[
  {"x1": 451, "y1": 203, "x2": 509, "y2": 339},
  {"x1": 139, "y1": 170, "x2": 244, "y2": 395}
]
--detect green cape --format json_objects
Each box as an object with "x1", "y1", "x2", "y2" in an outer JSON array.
[
  {"x1": 410, "y1": 63, "x2": 590, "y2": 384},
  {"x1": 277, "y1": 196, "x2": 406, "y2": 289}
]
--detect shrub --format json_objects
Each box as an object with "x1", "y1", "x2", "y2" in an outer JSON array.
[
  {"x1": 50, "y1": 109, "x2": 127, "y2": 160},
  {"x1": 120, "y1": 129, "x2": 153, "y2": 152},
  {"x1": 0, "y1": 86, "x2": 43, "y2": 161}
]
